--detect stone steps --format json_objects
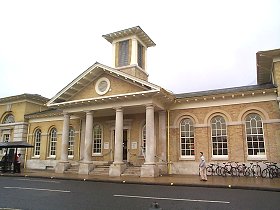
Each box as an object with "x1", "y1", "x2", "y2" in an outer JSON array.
[
  {"x1": 90, "y1": 165, "x2": 110, "y2": 176},
  {"x1": 65, "y1": 164, "x2": 79, "y2": 174},
  {"x1": 121, "y1": 166, "x2": 141, "y2": 176}
]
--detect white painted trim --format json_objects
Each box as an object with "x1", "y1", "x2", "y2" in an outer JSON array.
[
  {"x1": 95, "y1": 77, "x2": 111, "y2": 95},
  {"x1": 47, "y1": 62, "x2": 161, "y2": 106},
  {"x1": 29, "y1": 116, "x2": 64, "y2": 123},
  {"x1": 247, "y1": 155, "x2": 267, "y2": 161},
  {"x1": 263, "y1": 119, "x2": 280, "y2": 124},
  {"x1": 49, "y1": 90, "x2": 158, "y2": 107},
  {"x1": 0, "y1": 122, "x2": 28, "y2": 127},
  {"x1": 179, "y1": 156, "x2": 195, "y2": 161},
  {"x1": 130, "y1": 38, "x2": 138, "y2": 65},
  {"x1": 172, "y1": 94, "x2": 277, "y2": 110},
  {"x1": 227, "y1": 121, "x2": 243, "y2": 126},
  {"x1": 211, "y1": 155, "x2": 229, "y2": 161},
  {"x1": 194, "y1": 124, "x2": 208, "y2": 128},
  {"x1": 273, "y1": 56, "x2": 280, "y2": 62},
  {"x1": 112, "y1": 42, "x2": 116, "y2": 67}
]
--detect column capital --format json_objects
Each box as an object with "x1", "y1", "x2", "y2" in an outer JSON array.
[
  {"x1": 62, "y1": 112, "x2": 71, "y2": 117},
  {"x1": 114, "y1": 107, "x2": 123, "y2": 112},
  {"x1": 84, "y1": 110, "x2": 94, "y2": 115},
  {"x1": 145, "y1": 103, "x2": 154, "y2": 109}
]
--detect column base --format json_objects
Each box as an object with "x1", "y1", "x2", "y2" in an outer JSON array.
[
  {"x1": 78, "y1": 162, "x2": 94, "y2": 175},
  {"x1": 141, "y1": 164, "x2": 159, "y2": 177},
  {"x1": 109, "y1": 163, "x2": 126, "y2": 176},
  {"x1": 55, "y1": 162, "x2": 71, "y2": 174}
]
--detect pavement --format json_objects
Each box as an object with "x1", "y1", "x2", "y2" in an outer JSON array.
[{"x1": 1, "y1": 169, "x2": 280, "y2": 192}]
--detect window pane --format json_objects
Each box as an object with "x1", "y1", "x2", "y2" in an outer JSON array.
[
  {"x1": 118, "y1": 40, "x2": 129, "y2": 67},
  {"x1": 180, "y1": 118, "x2": 194, "y2": 157},
  {"x1": 245, "y1": 113, "x2": 265, "y2": 156},
  {"x1": 211, "y1": 116, "x2": 228, "y2": 156},
  {"x1": 93, "y1": 125, "x2": 102, "y2": 154}
]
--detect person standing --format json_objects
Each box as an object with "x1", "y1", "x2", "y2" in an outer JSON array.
[
  {"x1": 199, "y1": 152, "x2": 207, "y2": 181},
  {"x1": 15, "y1": 153, "x2": 22, "y2": 173}
]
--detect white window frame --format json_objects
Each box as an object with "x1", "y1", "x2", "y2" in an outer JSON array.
[
  {"x1": 211, "y1": 116, "x2": 228, "y2": 160},
  {"x1": 2, "y1": 114, "x2": 15, "y2": 124},
  {"x1": 180, "y1": 118, "x2": 195, "y2": 160},
  {"x1": 0, "y1": 131, "x2": 10, "y2": 155},
  {"x1": 33, "y1": 129, "x2": 41, "y2": 157},
  {"x1": 68, "y1": 127, "x2": 75, "y2": 158},
  {"x1": 92, "y1": 124, "x2": 102, "y2": 155},
  {"x1": 118, "y1": 40, "x2": 129, "y2": 67},
  {"x1": 245, "y1": 113, "x2": 266, "y2": 160},
  {"x1": 48, "y1": 128, "x2": 57, "y2": 158}
]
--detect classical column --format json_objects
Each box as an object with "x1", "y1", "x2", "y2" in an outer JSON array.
[
  {"x1": 84, "y1": 111, "x2": 94, "y2": 162},
  {"x1": 145, "y1": 104, "x2": 155, "y2": 164},
  {"x1": 141, "y1": 104, "x2": 159, "y2": 177},
  {"x1": 114, "y1": 107, "x2": 123, "y2": 164},
  {"x1": 109, "y1": 107, "x2": 126, "y2": 176},
  {"x1": 61, "y1": 113, "x2": 70, "y2": 162},
  {"x1": 79, "y1": 111, "x2": 94, "y2": 174},
  {"x1": 55, "y1": 113, "x2": 71, "y2": 173},
  {"x1": 130, "y1": 38, "x2": 138, "y2": 65}
]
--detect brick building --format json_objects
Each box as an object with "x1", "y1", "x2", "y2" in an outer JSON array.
[{"x1": 1, "y1": 26, "x2": 279, "y2": 176}]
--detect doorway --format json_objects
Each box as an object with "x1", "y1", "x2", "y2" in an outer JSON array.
[
  {"x1": 123, "y1": 129, "x2": 128, "y2": 161},
  {"x1": 113, "y1": 129, "x2": 128, "y2": 162}
]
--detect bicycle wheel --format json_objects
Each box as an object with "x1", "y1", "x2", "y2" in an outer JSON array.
[
  {"x1": 221, "y1": 167, "x2": 227, "y2": 177},
  {"x1": 261, "y1": 168, "x2": 269, "y2": 178},
  {"x1": 244, "y1": 168, "x2": 251, "y2": 177},
  {"x1": 215, "y1": 166, "x2": 220, "y2": 176},
  {"x1": 206, "y1": 167, "x2": 213, "y2": 176},
  {"x1": 269, "y1": 168, "x2": 277, "y2": 179},
  {"x1": 231, "y1": 167, "x2": 238, "y2": 176}
]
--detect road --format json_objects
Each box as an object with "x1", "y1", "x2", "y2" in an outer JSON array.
[{"x1": 0, "y1": 176, "x2": 279, "y2": 210}]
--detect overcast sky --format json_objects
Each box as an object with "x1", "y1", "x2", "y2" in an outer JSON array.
[{"x1": 0, "y1": 0, "x2": 280, "y2": 99}]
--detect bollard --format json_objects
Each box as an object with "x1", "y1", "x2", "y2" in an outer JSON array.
[{"x1": 149, "y1": 202, "x2": 162, "y2": 210}]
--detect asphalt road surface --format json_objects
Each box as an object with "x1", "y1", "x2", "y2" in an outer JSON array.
[{"x1": 0, "y1": 176, "x2": 279, "y2": 210}]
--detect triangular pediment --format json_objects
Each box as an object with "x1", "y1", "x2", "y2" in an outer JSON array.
[{"x1": 47, "y1": 63, "x2": 161, "y2": 106}]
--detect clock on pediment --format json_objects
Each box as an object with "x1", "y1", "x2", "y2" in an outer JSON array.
[{"x1": 95, "y1": 77, "x2": 110, "y2": 95}]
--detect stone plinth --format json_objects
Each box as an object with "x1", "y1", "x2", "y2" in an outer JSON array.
[
  {"x1": 141, "y1": 164, "x2": 159, "y2": 177},
  {"x1": 55, "y1": 162, "x2": 71, "y2": 174},
  {"x1": 109, "y1": 163, "x2": 126, "y2": 176},
  {"x1": 79, "y1": 162, "x2": 94, "y2": 175}
]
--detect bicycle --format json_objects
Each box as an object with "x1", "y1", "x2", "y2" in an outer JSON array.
[
  {"x1": 244, "y1": 162, "x2": 261, "y2": 177},
  {"x1": 221, "y1": 162, "x2": 238, "y2": 177},
  {"x1": 262, "y1": 162, "x2": 279, "y2": 179},
  {"x1": 236, "y1": 162, "x2": 247, "y2": 177}
]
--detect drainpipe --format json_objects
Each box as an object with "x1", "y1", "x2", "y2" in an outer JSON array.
[
  {"x1": 167, "y1": 110, "x2": 171, "y2": 174},
  {"x1": 24, "y1": 122, "x2": 31, "y2": 169}
]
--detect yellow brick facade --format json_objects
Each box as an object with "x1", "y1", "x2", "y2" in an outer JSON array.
[{"x1": 1, "y1": 28, "x2": 279, "y2": 176}]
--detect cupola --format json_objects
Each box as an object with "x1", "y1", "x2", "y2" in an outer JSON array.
[{"x1": 102, "y1": 26, "x2": 155, "y2": 81}]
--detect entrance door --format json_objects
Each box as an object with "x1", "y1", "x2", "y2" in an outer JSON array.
[
  {"x1": 123, "y1": 130, "x2": 128, "y2": 161},
  {"x1": 113, "y1": 129, "x2": 128, "y2": 161}
]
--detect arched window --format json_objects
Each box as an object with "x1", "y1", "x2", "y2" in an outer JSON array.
[
  {"x1": 33, "y1": 129, "x2": 41, "y2": 156},
  {"x1": 49, "y1": 128, "x2": 57, "y2": 157},
  {"x1": 93, "y1": 124, "x2": 102, "y2": 155},
  {"x1": 68, "y1": 127, "x2": 75, "y2": 156},
  {"x1": 211, "y1": 116, "x2": 228, "y2": 156},
  {"x1": 245, "y1": 113, "x2": 265, "y2": 156},
  {"x1": 180, "y1": 118, "x2": 195, "y2": 157},
  {"x1": 2, "y1": 114, "x2": 15, "y2": 124},
  {"x1": 142, "y1": 124, "x2": 146, "y2": 154}
]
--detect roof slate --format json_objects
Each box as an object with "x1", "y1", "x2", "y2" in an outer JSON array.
[
  {"x1": 0, "y1": 93, "x2": 49, "y2": 103},
  {"x1": 175, "y1": 84, "x2": 276, "y2": 99}
]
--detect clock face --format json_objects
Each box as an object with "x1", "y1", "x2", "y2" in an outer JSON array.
[{"x1": 95, "y1": 77, "x2": 110, "y2": 95}]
